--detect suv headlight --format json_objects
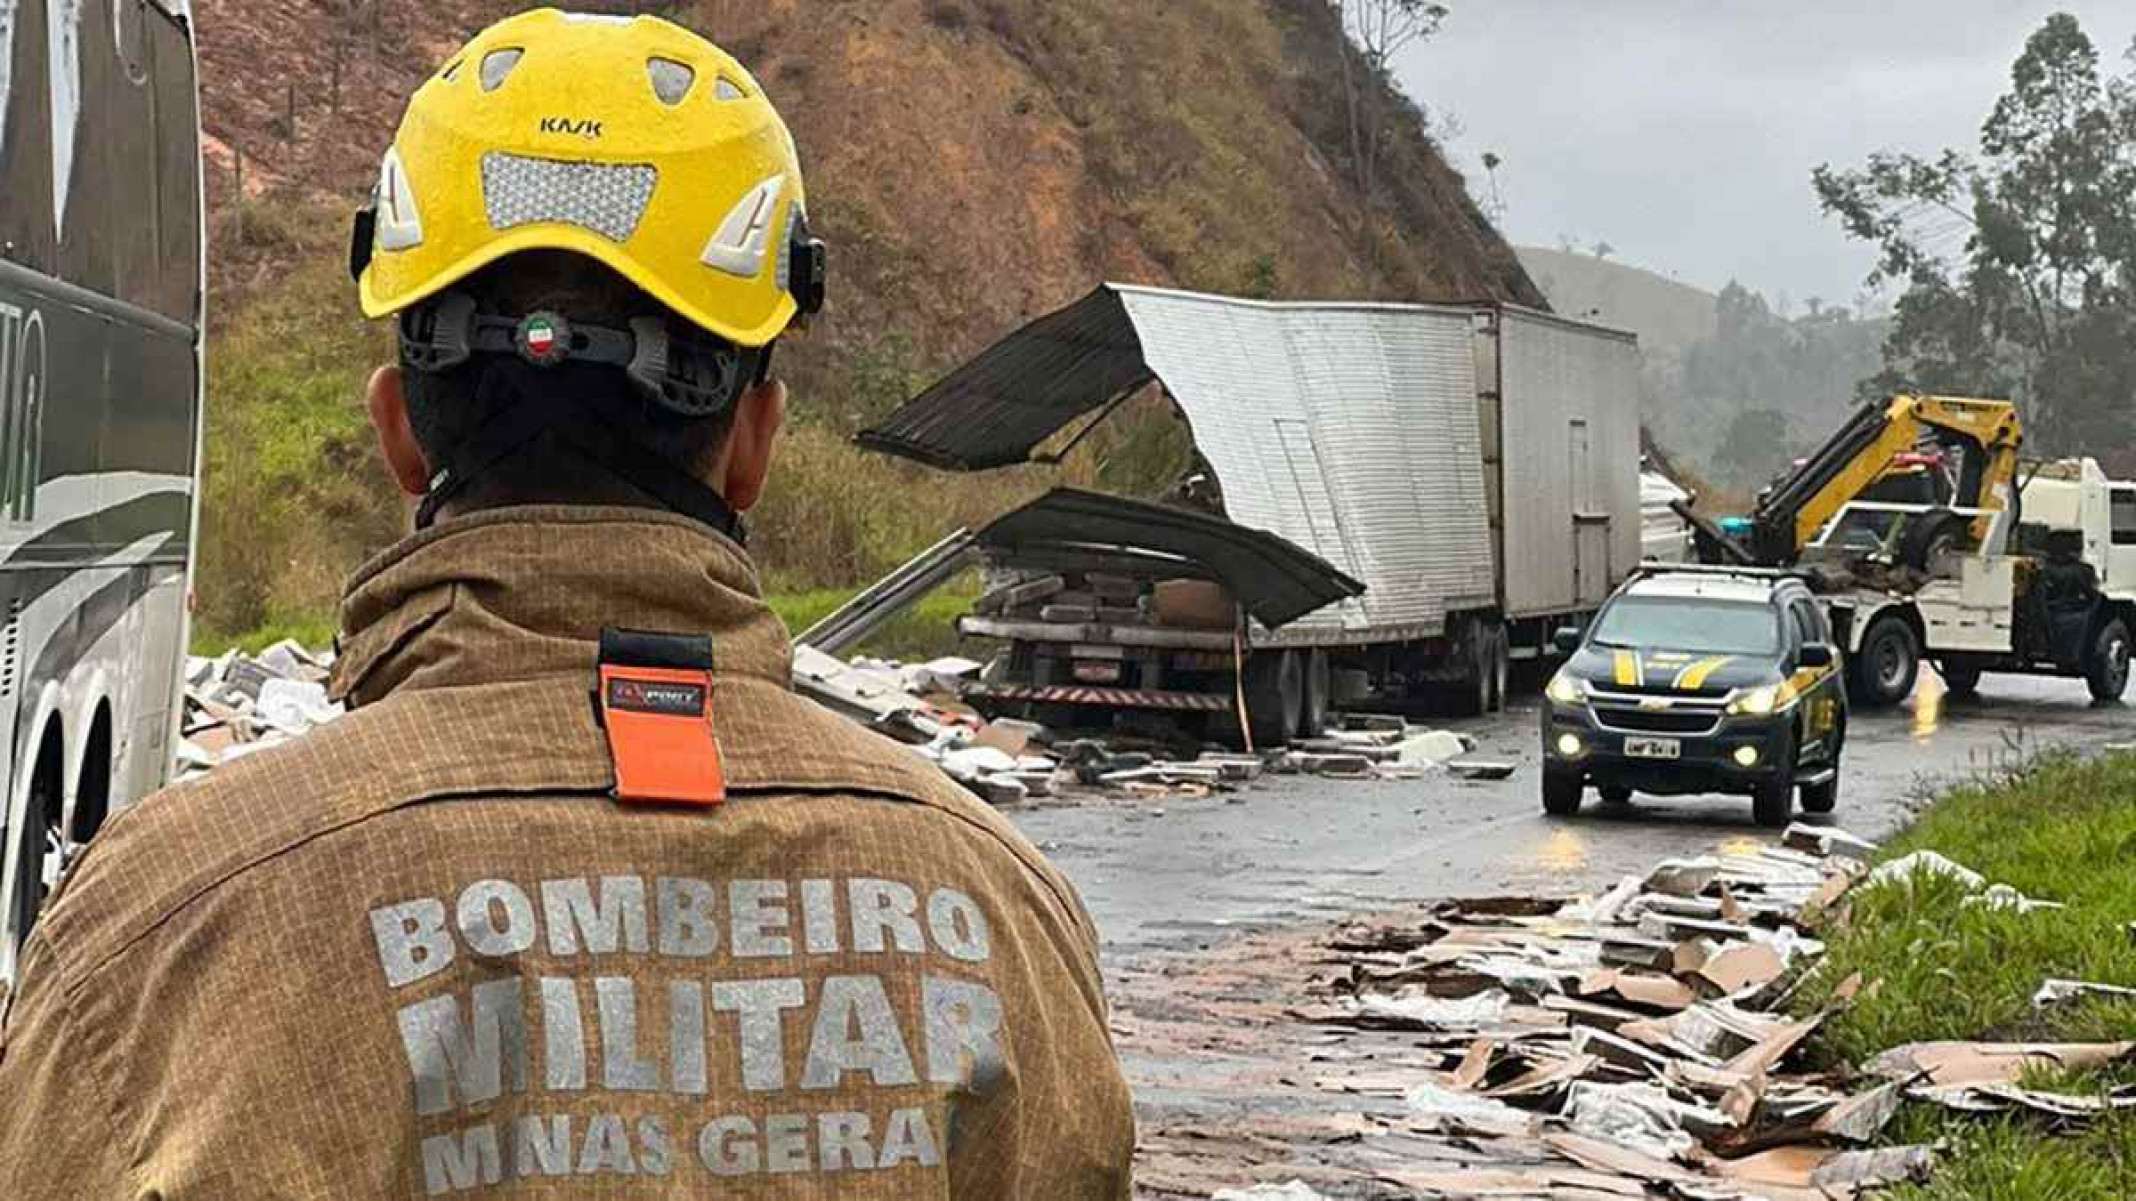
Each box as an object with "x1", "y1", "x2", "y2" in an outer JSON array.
[
  {"x1": 1546, "y1": 672, "x2": 1587, "y2": 706},
  {"x1": 1727, "y1": 682, "x2": 1792, "y2": 716}
]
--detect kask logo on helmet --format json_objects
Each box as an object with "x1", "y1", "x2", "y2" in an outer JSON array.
[{"x1": 539, "y1": 116, "x2": 604, "y2": 139}]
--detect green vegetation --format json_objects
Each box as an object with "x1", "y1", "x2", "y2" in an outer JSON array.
[
  {"x1": 765, "y1": 576, "x2": 984, "y2": 664},
  {"x1": 1815, "y1": 14, "x2": 2136, "y2": 459},
  {"x1": 1794, "y1": 751, "x2": 2136, "y2": 1198}
]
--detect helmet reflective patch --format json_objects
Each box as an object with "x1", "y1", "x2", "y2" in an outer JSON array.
[
  {"x1": 481, "y1": 151, "x2": 657, "y2": 243},
  {"x1": 714, "y1": 77, "x2": 746, "y2": 102},
  {"x1": 700, "y1": 174, "x2": 784, "y2": 278},
  {"x1": 374, "y1": 147, "x2": 425, "y2": 251},
  {"x1": 479, "y1": 47, "x2": 522, "y2": 92}
]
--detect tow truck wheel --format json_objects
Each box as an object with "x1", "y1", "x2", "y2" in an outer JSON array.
[
  {"x1": 1847, "y1": 616, "x2": 1920, "y2": 708},
  {"x1": 2086, "y1": 618, "x2": 2132, "y2": 703},
  {"x1": 1940, "y1": 660, "x2": 1982, "y2": 698},
  {"x1": 1542, "y1": 770, "x2": 1584, "y2": 817}
]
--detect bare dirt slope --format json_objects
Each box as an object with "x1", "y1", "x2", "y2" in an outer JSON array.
[
  {"x1": 188, "y1": 0, "x2": 1547, "y2": 639},
  {"x1": 195, "y1": 0, "x2": 1541, "y2": 334}
]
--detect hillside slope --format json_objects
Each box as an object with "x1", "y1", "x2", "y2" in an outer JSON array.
[
  {"x1": 189, "y1": 0, "x2": 1546, "y2": 642},
  {"x1": 1515, "y1": 246, "x2": 1718, "y2": 356}
]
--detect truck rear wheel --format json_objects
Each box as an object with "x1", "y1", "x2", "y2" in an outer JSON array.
[
  {"x1": 1449, "y1": 618, "x2": 1495, "y2": 717},
  {"x1": 1486, "y1": 625, "x2": 1510, "y2": 713},
  {"x1": 1243, "y1": 649, "x2": 1304, "y2": 747},
  {"x1": 1300, "y1": 649, "x2": 1332, "y2": 738},
  {"x1": 2086, "y1": 618, "x2": 2131, "y2": 703},
  {"x1": 1848, "y1": 615, "x2": 1919, "y2": 708}
]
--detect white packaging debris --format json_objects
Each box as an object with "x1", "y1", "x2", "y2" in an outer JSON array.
[
  {"x1": 1395, "y1": 729, "x2": 1469, "y2": 766},
  {"x1": 1867, "y1": 850, "x2": 1987, "y2": 891},
  {"x1": 1562, "y1": 1082, "x2": 1704, "y2": 1161},
  {"x1": 1962, "y1": 883, "x2": 2065, "y2": 914},
  {"x1": 1212, "y1": 1183, "x2": 1333, "y2": 1201},
  {"x1": 2033, "y1": 979, "x2": 2136, "y2": 1008},
  {"x1": 1403, "y1": 1081, "x2": 1535, "y2": 1137},
  {"x1": 1354, "y1": 987, "x2": 1511, "y2": 1027},
  {"x1": 255, "y1": 678, "x2": 341, "y2": 736}
]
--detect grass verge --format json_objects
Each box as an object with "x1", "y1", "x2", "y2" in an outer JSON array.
[{"x1": 1794, "y1": 750, "x2": 2136, "y2": 1199}]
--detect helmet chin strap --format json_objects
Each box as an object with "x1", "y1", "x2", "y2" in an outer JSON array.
[{"x1": 415, "y1": 358, "x2": 747, "y2": 546}]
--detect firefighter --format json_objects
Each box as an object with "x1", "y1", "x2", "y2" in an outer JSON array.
[{"x1": 0, "y1": 10, "x2": 1133, "y2": 1197}]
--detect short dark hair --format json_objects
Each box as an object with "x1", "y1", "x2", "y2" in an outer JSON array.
[{"x1": 400, "y1": 251, "x2": 737, "y2": 515}]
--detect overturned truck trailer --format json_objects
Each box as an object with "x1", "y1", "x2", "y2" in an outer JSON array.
[{"x1": 859, "y1": 284, "x2": 1643, "y2": 742}]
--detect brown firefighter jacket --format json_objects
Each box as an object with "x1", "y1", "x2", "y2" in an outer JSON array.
[{"x1": 0, "y1": 507, "x2": 1135, "y2": 1199}]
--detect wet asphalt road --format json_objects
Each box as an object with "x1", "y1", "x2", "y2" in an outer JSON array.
[{"x1": 1012, "y1": 673, "x2": 2135, "y2": 964}]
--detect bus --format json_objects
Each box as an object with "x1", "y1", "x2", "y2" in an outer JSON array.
[{"x1": 0, "y1": 0, "x2": 204, "y2": 983}]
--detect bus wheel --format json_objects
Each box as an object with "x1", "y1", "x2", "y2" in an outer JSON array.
[
  {"x1": 1847, "y1": 616, "x2": 1919, "y2": 708},
  {"x1": 2087, "y1": 618, "x2": 2131, "y2": 703},
  {"x1": 9, "y1": 738, "x2": 65, "y2": 955}
]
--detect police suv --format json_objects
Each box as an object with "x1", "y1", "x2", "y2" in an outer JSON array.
[{"x1": 1540, "y1": 566, "x2": 1846, "y2": 828}]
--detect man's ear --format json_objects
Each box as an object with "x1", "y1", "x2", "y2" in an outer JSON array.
[
  {"x1": 367, "y1": 365, "x2": 432, "y2": 498},
  {"x1": 718, "y1": 378, "x2": 786, "y2": 513}
]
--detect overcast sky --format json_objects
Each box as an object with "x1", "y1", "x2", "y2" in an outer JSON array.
[{"x1": 1400, "y1": 2, "x2": 2136, "y2": 312}]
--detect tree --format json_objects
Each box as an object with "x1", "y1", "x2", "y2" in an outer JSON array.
[
  {"x1": 1331, "y1": 0, "x2": 1449, "y2": 212},
  {"x1": 1812, "y1": 14, "x2": 2136, "y2": 450}
]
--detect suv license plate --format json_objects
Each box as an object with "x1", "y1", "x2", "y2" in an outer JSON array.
[{"x1": 1625, "y1": 737, "x2": 1681, "y2": 760}]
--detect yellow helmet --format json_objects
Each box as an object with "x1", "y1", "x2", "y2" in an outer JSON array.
[{"x1": 352, "y1": 8, "x2": 824, "y2": 348}]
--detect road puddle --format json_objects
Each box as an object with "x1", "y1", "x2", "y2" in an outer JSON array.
[{"x1": 1530, "y1": 827, "x2": 1590, "y2": 873}]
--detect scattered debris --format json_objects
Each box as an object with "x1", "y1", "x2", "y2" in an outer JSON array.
[
  {"x1": 791, "y1": 642, "x2": 1483, "y2": 809},
  {"x1": 1866, "y1": 850, "x2": 1986, "y2": 890},
  {"x1": 1210, "y1": 1183, "x2": 1332, "y2": 1201},
  {"x1": 179, "y1": 641, "x2": 341, "y2": 775},
  {"x1": 1271, "y1": 829, "x2": 1993, "y2": 1198},
  {"x1": 2032, "y1": 978, "x2": 2136, "y2": 1009}
]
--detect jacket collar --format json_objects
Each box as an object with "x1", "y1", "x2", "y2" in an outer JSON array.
[{"x1": 329, "y1": 506, "x2": 792, "y2": 708}]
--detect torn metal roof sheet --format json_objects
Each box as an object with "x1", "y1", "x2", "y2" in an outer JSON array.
[
  {"x1": 858, "y1": 285, "x2": 1153, "y2": 471},
  {"x1": 976, "y1": 488, "x2": 1363, "y2": 628}
]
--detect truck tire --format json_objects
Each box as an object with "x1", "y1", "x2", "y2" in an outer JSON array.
[
  {"x1": 2086, "y1": 617, "x2": 2132, "y2": 703},
  {"x1": 1900, "y1": 508, "x2": 1967, "y2": 571},
  {"x1": 1939, "y1": 660, "x2": 1982, "y2": 698},
  {"x1": 1300, "y1": 649, "x2": 1332, "y2": 738},
  {"x1": 1542, "y1": 769, "x2": 1584, "y2": 817},
  {"x1": 1848, "y1": 615, "x2": 1920, "y2": 709},
  {"x1": 1449, "y1": 618, "x2": 1493, "y2": 717},
  {"x1": 1486, "y1": 625, "x2": 1511, "y2": 713},
  {"x1": 1243, "y1": 649, "x2": 1304, "y2": 747}
]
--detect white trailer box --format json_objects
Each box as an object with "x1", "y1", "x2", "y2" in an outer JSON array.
[{"x1": 860, "y1": 284, "x2": 1647, "y2": 723}]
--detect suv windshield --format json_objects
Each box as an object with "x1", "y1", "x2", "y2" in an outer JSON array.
[{"x1": 1589, "y1": 595, "x2": 1780, "y2": 656}]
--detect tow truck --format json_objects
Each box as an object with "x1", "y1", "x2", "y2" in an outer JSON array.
[{"x1": 1681, "y1": 395, "x2": 2136, "y2": 707}]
